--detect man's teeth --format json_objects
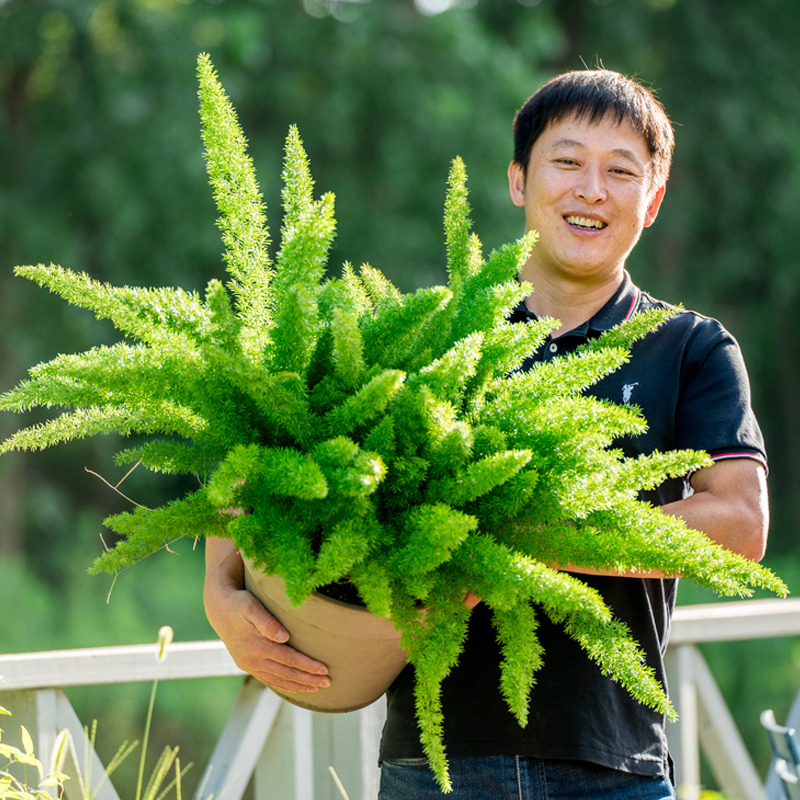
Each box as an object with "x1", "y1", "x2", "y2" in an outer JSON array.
[{"x1": 566, "y1": 215, "x2": 607, "y2": 230}]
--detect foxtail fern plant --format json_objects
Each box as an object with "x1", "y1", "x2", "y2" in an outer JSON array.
[{"x1": 0, "y1": 55, "x2": 786, "y2": 793}]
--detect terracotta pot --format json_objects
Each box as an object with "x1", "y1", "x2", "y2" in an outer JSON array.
[{"x1": 243, "y1": 558, "x2": 408, "y2": 713}]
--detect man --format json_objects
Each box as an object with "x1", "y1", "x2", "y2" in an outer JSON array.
[{"x1": 204, "y1": 69, "x2": 769, "y2": 799}]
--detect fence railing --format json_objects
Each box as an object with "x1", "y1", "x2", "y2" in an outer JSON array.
[
  {"x1": 666, "y1": 596, "x2": 800, "y2": 800},
  {"x1": 3, "y1": 597, "x2": 800, "y2": 800}
]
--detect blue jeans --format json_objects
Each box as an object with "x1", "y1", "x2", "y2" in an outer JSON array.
[{"x1": 379, "y1": 756, "x2": 675, "y2": 799}]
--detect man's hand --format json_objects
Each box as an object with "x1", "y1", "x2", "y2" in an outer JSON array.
[{"x1": 204, "y1": 537, "x2": 331, "y2": 693}]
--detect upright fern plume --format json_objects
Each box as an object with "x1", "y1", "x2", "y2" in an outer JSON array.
[{"x1": 198, "y1": 54, "x2": 273, "y2": 364}]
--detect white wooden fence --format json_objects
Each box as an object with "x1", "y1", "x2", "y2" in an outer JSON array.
[
  {"x1": 2, "y1": 597, "x2": 800, "y2": 800},
  {"x1": 0, "y1": 639, "x2": 383, "y2": 800}
]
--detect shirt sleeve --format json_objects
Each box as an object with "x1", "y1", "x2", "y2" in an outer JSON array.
[{"x1": 674, "y1": 321, "x2": 767, "y2": 472}]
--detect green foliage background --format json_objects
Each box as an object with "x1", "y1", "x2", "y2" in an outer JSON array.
[{"x1": 1, "y1": 0, "x2": 798, "y2": 794}]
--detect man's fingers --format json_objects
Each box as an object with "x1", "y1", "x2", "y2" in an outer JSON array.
[
  {"x1": 240, "y1": 594, "x2": 330, "y2": 678},
  {"x1": 244, "y1": 596, "x2": 291, "y2": 643},
  {"x1": 232, "y1": 637, "x2": 332, "y2": 691},
  {"x1": 250, "y1": 651, "x2": 333, "y2": 692}
]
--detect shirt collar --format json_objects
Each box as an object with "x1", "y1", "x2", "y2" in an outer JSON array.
[{"x1": 511, "y1": 271, "x2": 640, "y2": 340}]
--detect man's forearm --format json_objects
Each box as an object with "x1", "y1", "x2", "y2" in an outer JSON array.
[
  {"x1": 558, "y1": 458, "x2": 768, "y2": 580},
  {"x1": 661, "y1": 459, "x2": 768, "y2": 563},
  {"x1": 205, "y1": 536, "x2": 245, "y2": 594}
]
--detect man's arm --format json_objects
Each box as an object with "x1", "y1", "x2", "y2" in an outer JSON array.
[
  {"x1": 204, "y1": 537, "x2": 331, "y2": 692},
  {"x1": 662, "y1": 457, "x2": 768, "y2": 562},
  {"x1": 565, "y1": 458, "x2": 768, "y2": 578}
]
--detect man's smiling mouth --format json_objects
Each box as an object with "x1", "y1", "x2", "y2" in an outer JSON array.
[{"x1": 565, "y1": 215, "x2": 607, "y2": 230}]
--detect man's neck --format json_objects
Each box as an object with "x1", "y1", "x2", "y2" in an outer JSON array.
[{"x1": 520, "y1": 265, "x2": 625, "y2": 339}]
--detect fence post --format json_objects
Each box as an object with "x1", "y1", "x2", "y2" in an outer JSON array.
[
  {"x1": 666, "y1": 643, "x2": 701, "y2": 800},
  {"x1": 689, "y1": 646, "x2": 767, "y2": 800},
  {"x1": 251, "y1": 700, "x2": 384, "y2": 800}
]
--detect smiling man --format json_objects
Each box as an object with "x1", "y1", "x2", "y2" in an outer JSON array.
[
  {"x1": 376, "y1": 70, "x2": 769, "y2": 799},
  {"x1": 203, "y1": 69, "x2": 769, "y2": 800}
]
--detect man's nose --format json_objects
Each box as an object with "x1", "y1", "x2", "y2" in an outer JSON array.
[{"x1": 574, "y1": 166, "x2": 607, "y2": 204}]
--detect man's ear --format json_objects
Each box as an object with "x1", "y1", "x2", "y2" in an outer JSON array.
[
  {"x1": 643, "y1": 185, "x2": 666, "y2": 228},
  {"x1": 508, "y1": 160, "x2": 526, "y2": 207}
]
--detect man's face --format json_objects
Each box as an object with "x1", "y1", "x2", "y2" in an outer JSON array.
[{"x1": 508, "y1": 113, "x2": 665, "y2": 284}]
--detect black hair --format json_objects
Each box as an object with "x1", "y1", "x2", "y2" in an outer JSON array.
[{"x1": 512, "y1": 69, "x2": 674, "y2": 188}]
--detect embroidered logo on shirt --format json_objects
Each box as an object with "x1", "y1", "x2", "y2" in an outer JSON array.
[{"x1": 622, "y1": 383, "x2": 639, "y2": 404}]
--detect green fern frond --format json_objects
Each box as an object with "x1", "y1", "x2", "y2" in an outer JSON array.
[
  {"x1": 465, "y1": 232, "x2": 483, "y2": 276},
  {"x1": 349, "y1": 561, "x2": 394, "y2": 619},
  {"x1": 204, "y1": 278, "x2": 242, "y2": 352},
  {"x1": 483, "y1": 394, "x2": 648, "y2": 454},
  {"x1": 114, "y1": 285, "x2": 212, "y2": 341},
  {"x1": 362, "y1": 285, "x2": 452, "y2": 369},
  {"x1": 392, "y1": 503, "x2": 477, "y2": 576},
  {"x1": 413, "y1": 332, "x2": 483, "y2": 405},
  {"x1": 586, "y1": 502, "x2": 788, "y2": 597},
  {"x1": 579, "y1": 305, "x2": 677, "y2": 353},
  {"x1": 280, "y1": 124, "x2": 315, "y2": 229},
  {"x1": 614, "y1": 450, "x2": 713, "y2": 492},
  {"x1": 206, "y1": 443, "x2": 328, "y2": 506},
  {"x1": 312, "y1": 516, "x2": 381, "y2": 588},
  {"x1": 325, "y1": 369, "x2": 406, "y2": 435},
  {"x1": 475, "y1": 232, "x2": 539, "y2": 291},
  {"x1": 272, "y1": 127, "x2": 336, "y2": 295},
  {"x1": 437, "y1": 449, "x2": 533, "y2": 506},
  {"x1": 237, "y1": 503, "x2": 317, "y2": 605},
  {"x1": 0, "y1": 403, "x2": 207, "y2": 455},
  {"x1": 567, "y1": 615, "x2": 674, "y2": 719},
  {"x1": 202, "y1": 361, "x2": 317, "y2": 447},
  {"x1": 496, "y1": 346, "x2": 631, "y2": 401},
  {"x1": 14, "y1": 265, "x2": 198, "y2": 350},
  {"x1": 340, "y1": 262, "x2": 374, "y2": 317},
  {"x1": 444, "y1": 156, "x2": 473, "y2": 293},
  {"x1": 447, "y1": 231, "x2": 537, "y2": 344},
  {"x1": 358, "y1": 263, "x2": 403, "y2": 308},
  {"x1": 90, "y1": 489, "x2": 225, "y2": 574},
  {"x1": 362, "y1": 414, "x2": 397, "y2": 461},
  {"x1": 4, "y1": 343, "x2": 201, "y2": 420},
  {"x1": 268, "y1": 283, "x2": 319, "y2": 377},
  {"x1": 331, "y1": 305, "x2": 366, "y2": 391},
  {"x1": 114, "y1": 439, "x2": 221, "y2": 475},
  {"x1": 256, "y1": 128, "x2": 335, "y2": 377},
  {"x1": 449, "y1": 276, "x2": 530, "y2": 346},
  {"x1": 197, "y1": 53, "x2": 273, "y2": 363},
  {"x1": 493, "y1": 603, "x2": 543, "y2": 726},
  {"x1": 427, "y1": 421, "x2": 473, "y2": 477},
  {"x1": 273, "y1": 190, "x2": 336, "y2": 297},
  {"x1": 312, "y1": 436, "x2": 386, "y2": 497},
  {"x1": 475, "y1": 315, "x2": 552, "y2": 376}
]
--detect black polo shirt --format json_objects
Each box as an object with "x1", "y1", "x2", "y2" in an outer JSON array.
[{"x1": 380, "y1": 272, "x2": 766, "y2": 777}]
